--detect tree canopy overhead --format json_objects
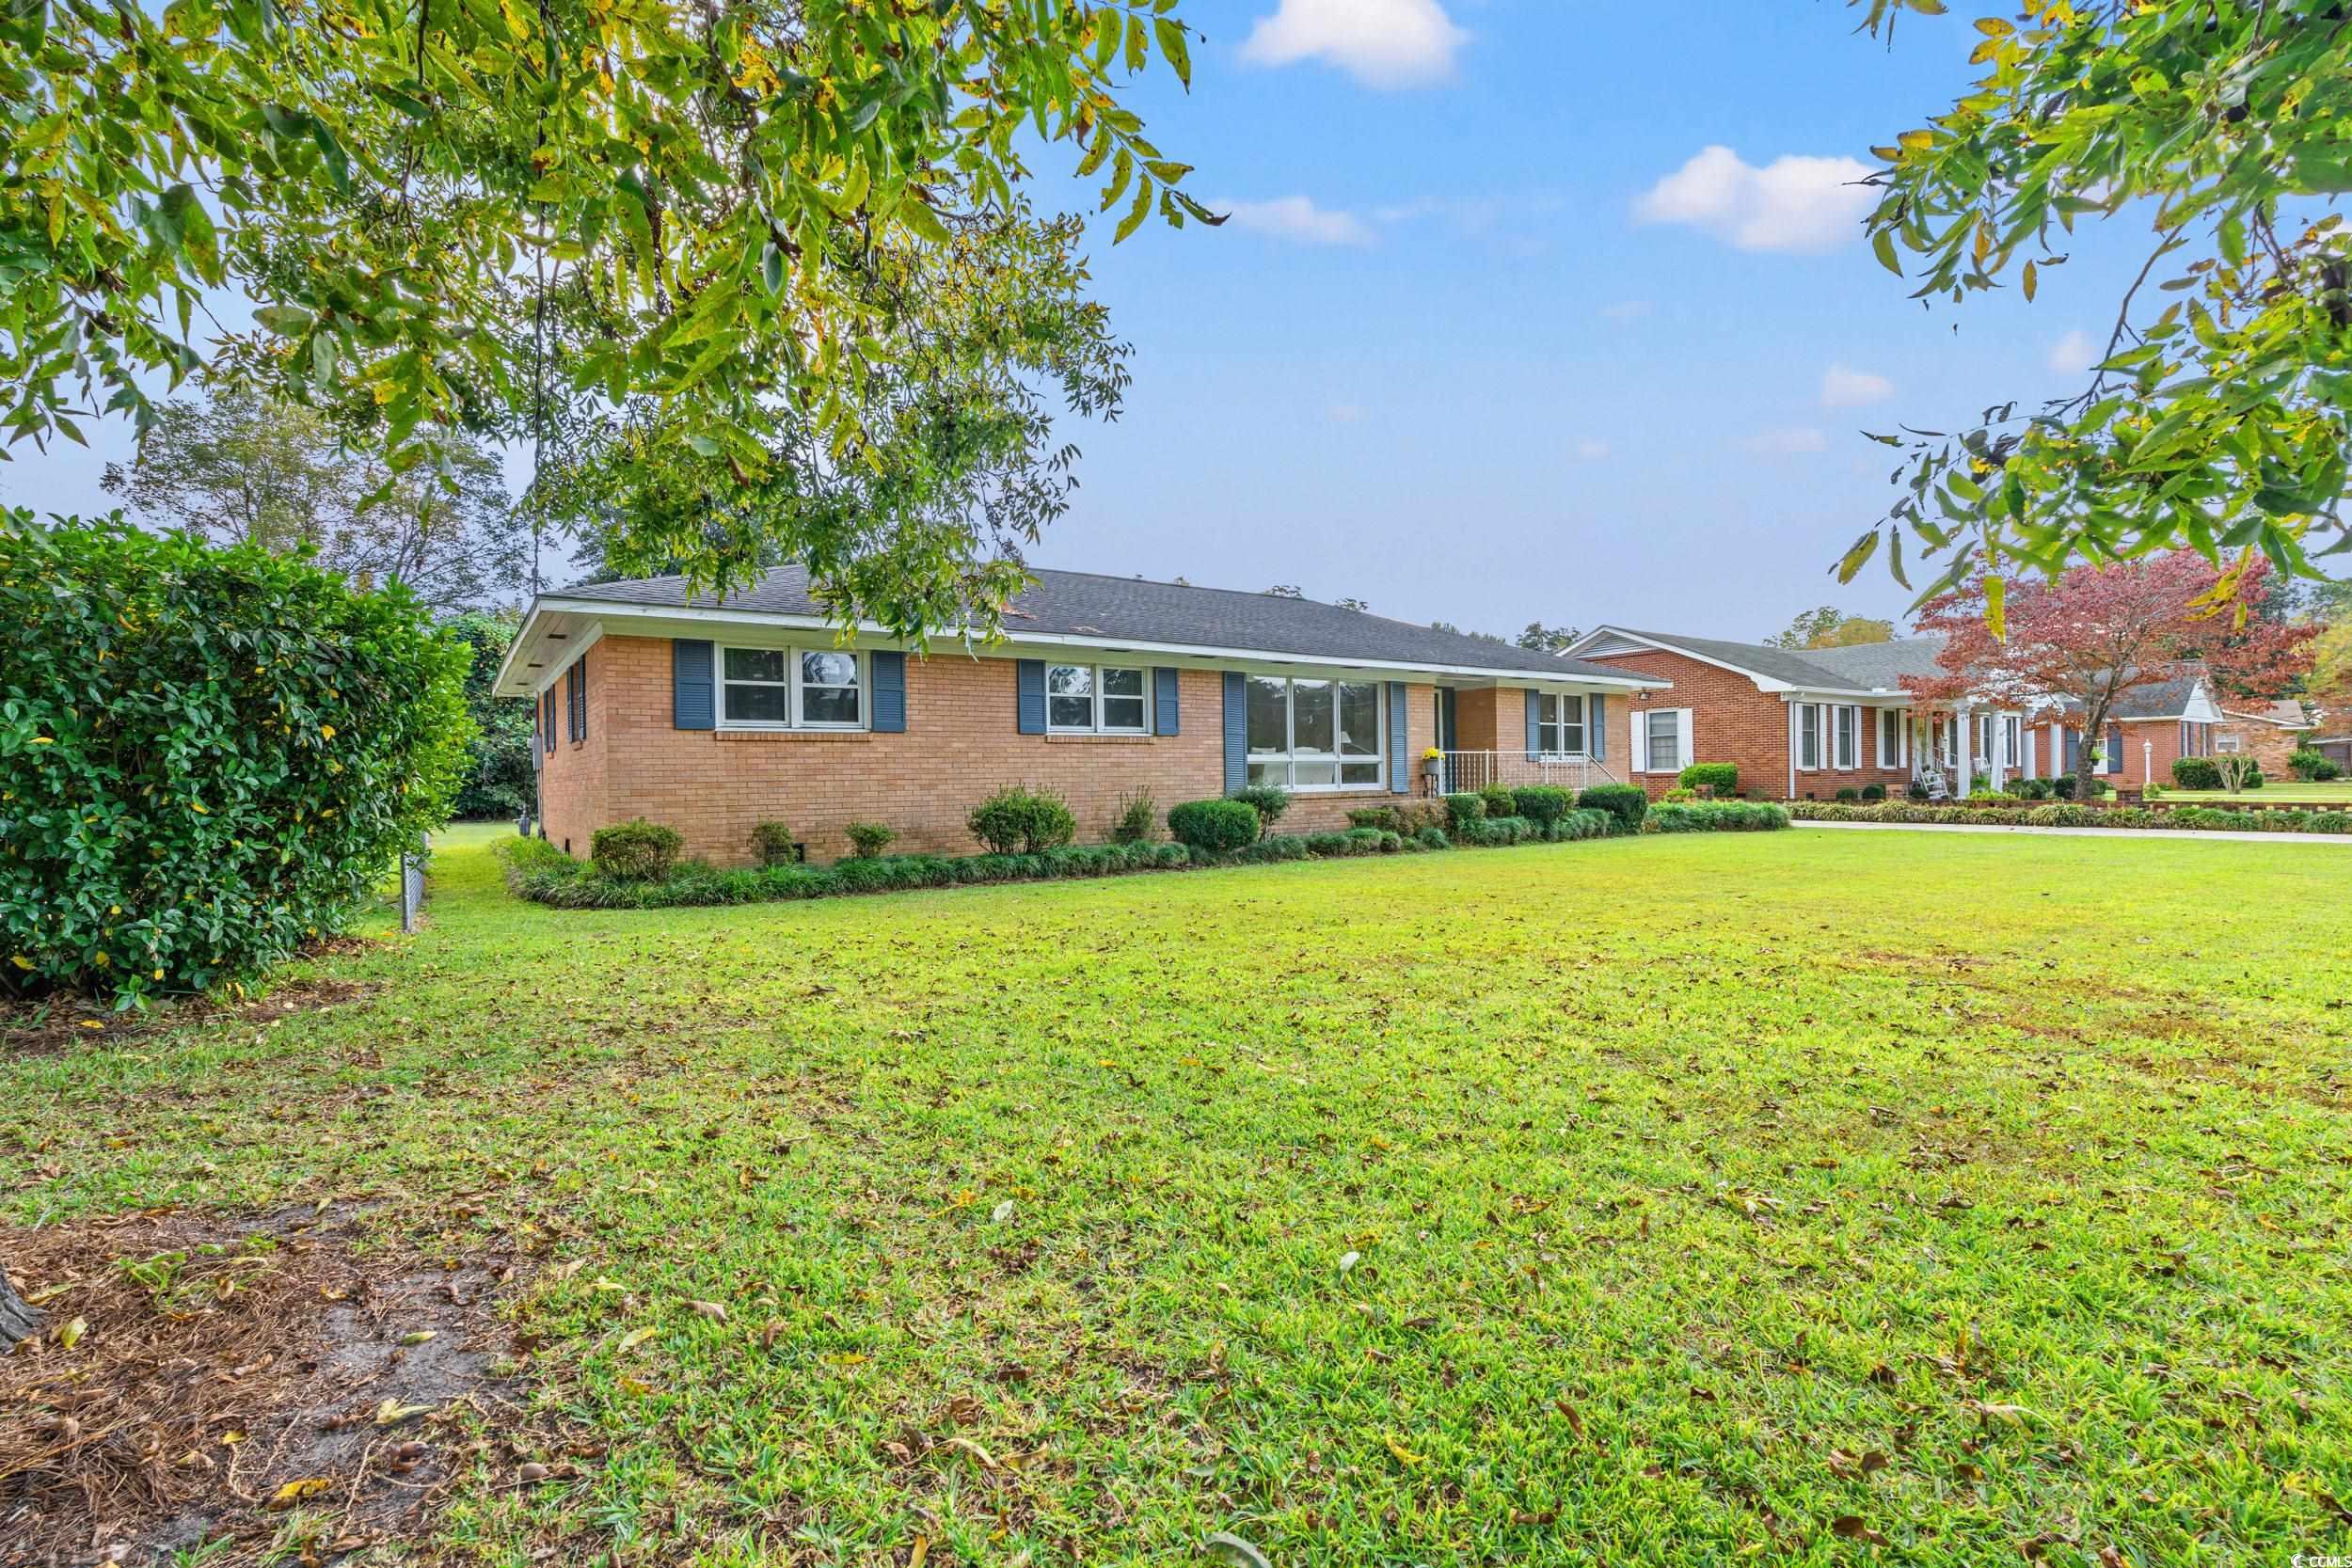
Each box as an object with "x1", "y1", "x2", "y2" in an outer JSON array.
[
  {"x1": 3, "y1": 0, "x2": 1208, "y2": 635},
  {"x1": 1845, "y1": 0, "x2": 2352, "y2": 608}
]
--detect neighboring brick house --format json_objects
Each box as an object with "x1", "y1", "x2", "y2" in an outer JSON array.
[
  {"x1": 1565, "y1": 627, "x2": 1946, "y2": 800},
  {"x1": 497, "y1": 568, "x2": 1667, "y2": 864},
  {"x1": 2216, "y1": 698, "x2": 2315, "y2": 776},
  {"x1": 2054, "y1": 672, "x2": 2232, "y2": 791}
]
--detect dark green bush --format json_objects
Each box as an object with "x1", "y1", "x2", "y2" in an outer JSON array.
[
  {"x1": 1441, "y1": 792, "x2": 1486, "y2": 833},
  {"x1": 1, "y1": 513, "x2": 469, "y2": 1004},
  {"x1": 1231, "y1": 783, "x2": 1293, "y2": 837},
  {"x1": 967, "y1": 784, "x2": 1076, "y2": 854},
  {"x1": 1645, "y1": 801, "x2": 1790, "y2": 833},
  {"x1": 1859, "y1": 783, "x2": 1886, "y2": 801},
  {"x1": 1577, "y1": 784, "x2": 1649, "y2": 833},
  {"x1": 1168, "y1": 798, "x2": 1262, "y2": 852},
  {"x1": 2287, "y1": 747, "x2": 2341, "y2": 782},
  {"x1": 1677, "y1": 762, "x2": 1738, "y2": 795},
  {"x1": 1461, "y1": 815, "x2": 1534, "y2": 847},
  {"x1": 1416, "y1": 825, "x2": 1450, "y2": 850},
  {"x1": 844, "y1": 820, "x2": 897, "y2": 859},
  {"x1": 1834, "y1": 786, "x2": 1860, "y2": 802},
  {"x1": 1479, "y1": 783, "x2": 1518, "y2": 820},
  {"x1": 592, "y1": 817, "x2": 685, "y2": 879},
  {"x1": 749, "y1": 820, "x2": 800, "y2": 867},
  {"x1": 1110, "y1": 788, "x2": 1158, "y2": 844},
  {"x1": 1512, "y1": 784, "x2": 1572, "y2": 828},
  {"x1": 2171, "y1": 757, "x2": 2221, "y2": 790}
]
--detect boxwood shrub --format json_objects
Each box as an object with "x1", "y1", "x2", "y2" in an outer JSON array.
[
  {"x1": 1644, "y1": 801, "x2": 1791, "y2": 833},
  {"x1": 2170, "y1": 757, "x2": 2221, "y2": 790},
  {"x1": 1, "y1": 513, "x2": 469, "y2": 1005},
  {"x1": 591, "y1": 818, "x2": 684, "y2": 880},
  {"x1": 1441, "y1": 791, "x2": 1486, "y2": 833},
  {"x1": 1577, "y1": 783, "x2": 1650, "y2": 833},
  {"x1": 1677, "y1": 762, "x2": 1739, "y2": 795},
  {"x1": 1167, "y1": 798, "x2": 1262, "y2": 852},
  {"x1": 966, "y1": 784, "x2": 1077, "y2": 854},
  {"x1": 1511, "y1": 784, "x2": 1572, "y2": 829}
]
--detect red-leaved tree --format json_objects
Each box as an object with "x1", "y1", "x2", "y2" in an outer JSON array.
[{"x1": 1905, "y1": 553, "x2": 2317, "y2": 777}]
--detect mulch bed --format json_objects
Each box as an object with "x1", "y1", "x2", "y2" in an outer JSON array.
[{"x1": 1, "y1": 1204, "x2": 569, "y2": 1566}]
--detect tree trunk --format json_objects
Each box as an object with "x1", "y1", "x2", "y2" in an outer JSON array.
[{"x1": 0, "y1": 1259, "x2": 40, "y2": 1351}]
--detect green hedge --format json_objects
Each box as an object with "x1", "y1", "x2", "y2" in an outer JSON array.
[
  {"x1": 1578, "y1": 783, "x2": 1650, "y2": 833},
  {"x1": 1677, "y1": 762, "x2": 1738, "y2": 794},
  {"x1": 1787, "y1": 800, "x2": 2352, "y2": 834},
  {"x1": 503, "y1": 803, "x2": 1644, "y2": 911},
  {"x1": 1167, "y1": 798, "x2": 1261, "y2": 852},
  {"x1": 1644, "y1": 801, "x2": 1791, "y2": 833},
  {"x1": 2, "y1": 513, "x2": 469, "y2": 1004}
]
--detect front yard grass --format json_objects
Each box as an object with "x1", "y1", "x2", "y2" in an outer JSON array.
[{"x1": 7, "y1": 825, "x2": 2350, "y2": 1565}]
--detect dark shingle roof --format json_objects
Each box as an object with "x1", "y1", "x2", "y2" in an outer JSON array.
[
  {"x1": 1597, "y1": 627, "x2": 1946, "y2": 691},
  {"x1": 2055, "y1": 673, "x2": 2207, "y2": 721},
  {"x1": 558, "y1": 564, "x2": 1643, "y2": 682}
]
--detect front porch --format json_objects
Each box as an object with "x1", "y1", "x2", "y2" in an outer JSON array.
[{"x1": 1422, "y1": 749, "x2": 1624, "y2": 797}]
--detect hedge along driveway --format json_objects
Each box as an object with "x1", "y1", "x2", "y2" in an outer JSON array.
[{"x1": 6, "y1": 826, "x2": 2351, "y2": 1565}]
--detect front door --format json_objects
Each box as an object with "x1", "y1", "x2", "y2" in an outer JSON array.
[{"x1": 1435, "y1": 688, "x2": 1459, "y2": 792}]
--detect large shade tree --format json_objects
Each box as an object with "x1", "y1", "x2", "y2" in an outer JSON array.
[
  {"x1": 1842, "y1": 0, "x2": 2352, "y2": 601},
  {"x1": 3, "y1": 0, "x2": 1209, "y2": 637},
  {"x1": 1905, "y1": 551, "x2": 2317, "y2": 773}
]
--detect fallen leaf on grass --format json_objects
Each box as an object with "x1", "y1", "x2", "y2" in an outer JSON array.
[
  {"x1": 1337, "y1": 1250, "x2": 1360, "y2": 1276},
  {"x1": 618, "y1": 1326, "x2": 658, "y2": 1353},
  {"x1": 1201, "y1": 1532, "x2": 1272, "y2": 1568},
  {"x1": 373, "y1": 1399, "x2": 437, "y2": 1426},
  {"x1": 933, "y1": 1435, "x2": 1000, "y2": 1471},
  {"x1": 56, "y1": 1315, "x2": 87, "y2": 1350},
  {"x1": 1383, "y1": 1433, "x2": 1424, "y2": 1467},
  {"x1": 909, "y1": 1535, "x2": 930, "y2": 1568},
  {"x1": 398, "y1": 1329, "x2": 436, "y2": 1346},
  {"x1": 266, "y1": 1478, "x2": 334, "y2": 1511},
  {"x1": 1832, "y1": 1515, "x2": 1891, "y2": 1546},
  {"x1": 687, "y1": 1299, "x2": 727, "y2": 1323}
]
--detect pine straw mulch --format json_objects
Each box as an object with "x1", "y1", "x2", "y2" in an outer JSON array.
[{"x1": 0, "y1": 1202, "x2": 580, "y2": 1566}]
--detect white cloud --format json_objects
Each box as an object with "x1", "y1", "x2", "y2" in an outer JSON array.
[
  {"x1": 1599, "y1": 300, "x2": 1653, "y2": 322},
  {"x1": 1239, "y1": 0, "x2": 1469, "y2": 89},
  {"x1": 1634, "y1": 146, "x2": 1875, "y2": 253},
  {"x1": 1740, "y1": 426, "x2": 1829, "y2": 456},
  {"x1": 1820, "y1": 363, "x2": 1895, "y2": 408},
  {"x1": 2049, "y1": 329, "x2": 2098, "y2": 375},
  {"x1": 1570, "y1": 438, "x2": 1610, "y2": 460},
  {"x1": 1219, "y1": 196, "x2": 1375, "y2": 246}
]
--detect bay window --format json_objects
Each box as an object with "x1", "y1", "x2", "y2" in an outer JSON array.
[
  {"x1": 1536, "y1": 692, "x2": 1586, "y2": 755},
  {"x1": 722, "y1": 646, "x2": 864, "y2": 729},
  {"x1": 1047, "y1": 663, "x2": 1148, "y2": 734},
  {"x1": 1247, "y1": 675, "x2": 1384, "y2": 789}
]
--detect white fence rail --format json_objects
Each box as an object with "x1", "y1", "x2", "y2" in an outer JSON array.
[{"x1": 1426, "y1": 751, "x2": 1621, "y2": 796}]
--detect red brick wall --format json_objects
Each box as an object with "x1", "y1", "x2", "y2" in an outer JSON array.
[
  {"x1": 1581, "y1": 647, "x2": 1914, "y2": 800},
  {"x1": 534, "y1": 649, "x2": 607, "y2": 858},
  {"x1": 533, "y1": 635, "x2": 1438, "y2": 863},
  {"x1": 2216, "y1": 713, "x2": 2304, "y2": 777}
]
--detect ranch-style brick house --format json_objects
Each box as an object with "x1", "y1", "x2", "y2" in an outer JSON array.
[
  {"x1": 1565, "y1": 626, "x2": 2238, "y2": 800},
  {"x1": 495, "y1": 568, "x2": 1668, "y2": 864}
]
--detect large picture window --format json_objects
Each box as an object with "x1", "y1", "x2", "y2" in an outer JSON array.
[
  {"x1": 1047, "y1": 663, "x2": 1148, "y2": 733},
  {"x1": 1536, "y1": 692, "x2": 1586, "y2": 756},
  {"x1": 1247, "y1": 676, "x2": 1384, "y2": 789},
  {"x1": 722, "y1": 646, "x2": 864, "y2": 729}
]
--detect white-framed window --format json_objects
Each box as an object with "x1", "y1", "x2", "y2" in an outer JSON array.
[
  {"x1": 1834, "y1": 705, "x2": 1860, "y2": 769},
  {"x1": 1536, "y1": 692, "x2": 1586, "y2": 756},
  {"x1": 1877, "y1": 707, "x2": 1903, "y2": 768},
  {"x1": 1644, "y1": 707, "x2": 1685, "y2": 773},
  {"x1": 2003, "y1": 715, "x2": 2022, "y2": 766},
  {"x1": 1246, "y1": 675, "x2": 1384, "y2": 790},
  {"x1": 721, "y1": 645, "x2": 865, "y2": 729},
  {"x1": 1798, "y1": 704, "x2": 1821, "y2": 770},
  {"x1": 1047, "y1": 663, "x2": 1149, "y2": 734}
]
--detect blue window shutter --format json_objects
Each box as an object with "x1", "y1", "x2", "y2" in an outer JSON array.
[
  {"x1": 1016, "y1": 659, "x2": 1046, "y2": 734},
  {"x1": 673, "y1": 639, "x2": 714, "y2": 730},
  {"x1": 1153, "y1": 667, "x2": 1180, "y2": 736},
  {"x1": 1590, "y1": 695, "x2": 1607, "y2": 760},
  {"x1": 870, "y1": 650, "x2": 906, "y2": 733},
  {"x1": 1388, "y1": 681, "x2": 1408, "y2": 793},
  {"x1": 1524, "y1": 689, "x2": 1540, "y2": 756},
  {"x1": 1222, "y1": 672, "x2": 1247, "y2": 794}
]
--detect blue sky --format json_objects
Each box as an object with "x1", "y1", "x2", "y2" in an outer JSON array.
[{"x1": 6, "y1": 0, "x2": 2161, "y2": 642}]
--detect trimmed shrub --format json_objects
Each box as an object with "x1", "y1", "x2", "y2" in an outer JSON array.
[
  {"x1": 1835, "y1": 786, "x2": 1861, "y2": 802},
  {"x1": 1441, "y1": 792, "x2": 1486, "y2": 833},
  {"x1": 1512, "y1": 784, "x2": 1573, "y2": 829},
  {"x1": 1677, "y1": 762, "x2": 1739, "y2": 796},
  {"x1": 1645, "y1": 801, "x2": 1790, "y2": 833},
  {"x1": 844, "y1": 821, "x2": 897, "y2": 859},
  {"x1": 2171, "y1": 756, "x2": 2221, "y2": 790},
  {"x1": 1461, "y1": 815, "x2": 1535, "y2": 847},
  {"x1": 967, "y1": 785, "x2": 1076, "y2": 854},
  {"x1": 749, "y1": 820, "x2": 800, "y2": 867},
  {"x1": 1577, "y1": 784, "x2": 1650, "y2": 834},
  {"x1": 1, "y1": 514, "x2": 470, "y2": 1005},
  {"x1": 1416, "y1": 825, "x2": 1450, "y2": 850},
  {"x1": 1480, "y1": 783, "x2": 1518, "y2": 821},
  {"x1": 1168, "y1": 798, "x2": 1262, "y2": 853},
  {"x1": 2288, "y1": 746, "x2": 2342, "y2": 782},
  {"x1": 1110, "y1": 789, "x2": 1158, "y2": 845},
  {"x1": 1232, "y1": 784, "x2": 1292, "y2": 837},
  {"x1": 1860, "y1": 783, "x2": 1886, "y2": 801},
  {"x1": 592, "y1": 818, "x2": 685, "y2": 880}
]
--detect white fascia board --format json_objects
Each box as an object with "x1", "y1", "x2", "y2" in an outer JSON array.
[
  {"x1": 524, "y1": 624, "x2": 605, "y2": 698},
  {"x1": 505, "y1": 597, "x2": 1674, "y2": 694},
  {"x1": 1779, "y1": 687, "x2": 1917, "y2": 704}
]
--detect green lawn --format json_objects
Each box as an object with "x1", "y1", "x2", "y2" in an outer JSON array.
[{"x1": 8, "y1": 826, "x2": 2351, "y2": 1566}]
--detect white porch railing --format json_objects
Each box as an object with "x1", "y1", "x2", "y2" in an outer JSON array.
[{"x1": 1425, "y1": 750, "x2": 1622, "y2": 795}]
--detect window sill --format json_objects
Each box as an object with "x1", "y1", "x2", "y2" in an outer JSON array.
[
  {"x1": 717, "y1": 729, "x2": 873, "y2": 743},
  {"x1": 1043, "y1": 732, "x2": 1156, "y2": 744}
]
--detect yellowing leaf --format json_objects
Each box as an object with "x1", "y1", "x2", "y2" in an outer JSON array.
[
  {"x1": 266, "y1": 1477, "x2": 334, "y2": 1510},
  {"x1": 618, "y1": 1326, "x2": 658, "y2": 1352},
  {"x1": 56, "y1": 1315, "x2": 87, "y2": 1349},
  {"x1": 1383, "y1": 1433, "x2": 1425, "y2": 1467}
]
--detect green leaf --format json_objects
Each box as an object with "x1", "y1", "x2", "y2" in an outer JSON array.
[
  {"x1": 1872, "y1": 229, "x2": 1903, "y2": 277},
  {"x1": 253, "y1": 304, "x2": 316, "y2": 336},
  {"x1": 1114, "y1": 175, "x2": 1152, "y2": 244},
  {"x1": 1834, "y1": 528, "x2": 1882, "y2": 584},
  {"x1": 761, "y1": 242, "x2": 784, "y2": 297},
  {"x1": 898, "y1": 198, "x2": 950, "y2": 247},
  {"x1": 1153, "y1": 17, "x2": 1191, "y2": 89}
]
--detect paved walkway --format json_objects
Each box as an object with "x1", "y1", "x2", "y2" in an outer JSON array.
[{"x1": 1793, "y1": 818, "x2": 2352, "y2": 847}]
